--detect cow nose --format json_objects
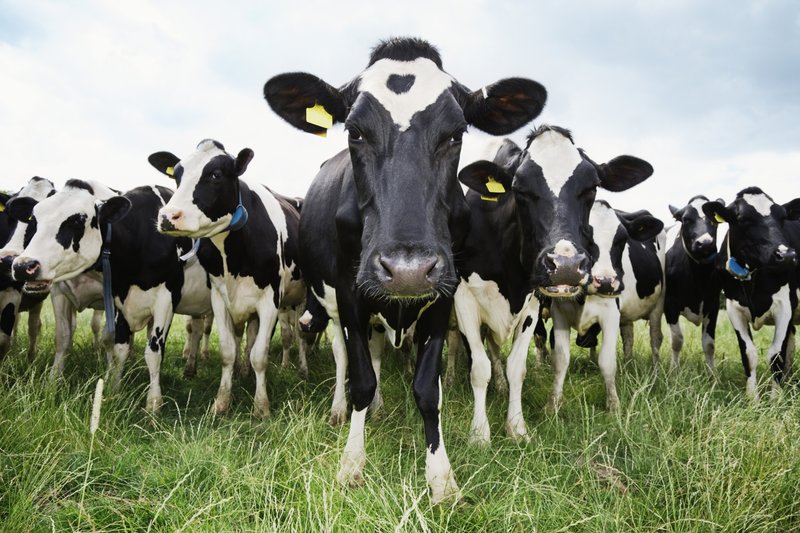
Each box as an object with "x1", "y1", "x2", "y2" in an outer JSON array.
[
  {"x1": 159, "y1": 212, "x2": 178, "y2": 232},
  {"x1": 775, "y1": 247, "x2": 797, "y2": 265},
  {"x1": 591, "y1": 275, "x2": 621, "y2": 295},
  {"x1": 540, "y1": 249, "x2": 591, "y2": 287},
  {"x1": 13, "y1": 258, "x2": 41, "y2": 281},
  {"x1": 376, "y1": 252, "x2": 442, "y2": 295}
]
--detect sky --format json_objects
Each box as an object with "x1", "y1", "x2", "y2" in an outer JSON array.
[{"x1": 1, "y1": 0, "x2": 798, "y2": 222}]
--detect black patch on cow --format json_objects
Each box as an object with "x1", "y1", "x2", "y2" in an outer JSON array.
[
  {"x1": 47, "y1": 189, "x2": 56, "y2": 198},
  {"x1": 24, "y1": 216, "x2": 37, "y2": 247},
  {"x1": 0, "y1": 303, "x2": 15, "y2": 336},
  {"x1": 386, "y1": 74, "x2": 415, "y2": 94},
  {"x1": 521, "y1": 315, "x2": 533, "y2": 332},
  {"x1": 368, "y1": 37, "x2": 442, "y2": 68},
  {"x1": 90, "y1": 215, "x2": 98, "y2": 229},
  {"x1": 627, "y1": 239, "x2": 662, "y2": 300},
  {"x1": 150, "y1": 326, "x2": 166, "y2": 353},
  {"x1": 64, "y1": 179, "x2": 94, "y2": 195},
  {"x1": 374, "y1": 324, "x2": 386, "y2": 333},
  {"x1": 56, "y1": 213, "x2": 87, "y2": 252}
]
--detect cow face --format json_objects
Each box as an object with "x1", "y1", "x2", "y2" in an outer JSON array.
[
  {"x1": 0, "y1": 177, "x2": 56, "y2": 276},
  {"x1": 10, "y1": 180, "x2": 128, "y2": 292},
  {"x1": 703, "y1": 187, "x2": 800, "y2": 276},
  {"x1": 264, "y1": 38, "x2": 547, "y2": 300},
  {"x1": 150, "y1": 140, "x2": 253, "y2": 238},
  {"x1": 459, "y1": 126, "x2": 654, "y2": 298},
  {"x1": 669, "y1": 195, "x2": 719, "y2": 263}
]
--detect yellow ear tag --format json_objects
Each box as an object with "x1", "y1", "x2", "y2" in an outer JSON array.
[
  {"x1": 313, "y1": 130, "x2": 328, "y2": 138},
  {"x1": 306, "y1": 103, "x2": 333, "y2": 130},
  {"x1": 166, "y1": 166, "x2": 174, "y2": 176},
  {"x1": 480, "y1": 195, "x2": 498, "y2": 202},
  {"x1": 714, "y1": 213, "x2": 725, "y2": 223},
  {"x1": 0, "y1": 204, "x2": 5, "y2": 213},
  {"x1": 485, "y1": 176, "x2": 506, "y2": 194}
]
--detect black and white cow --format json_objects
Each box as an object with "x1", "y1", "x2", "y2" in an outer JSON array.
[
  {"x1": 455, "y1": 128, "x2": 654, "y2": 445},
  {"x1": 151, "y1": 139, "x2": 305, "y2": 418},
  {"x1": 548, "y1": 201, "x2": 664, "y2": 410},
  {"x1": 665, "y1": 195, "x2": 722, "y2": 373},
  {"x1": 264, "y1": 37, "x2": 547, "y2": 503},
  {"x1": 11, "y1": 179, "x2": 212, "y2": 409},
  {"x1": 0, "y1": 177, "x2": 56, "y2": 360},
  {"x1": 703, "y1": 187, "x2": 800, "y2": 399}
]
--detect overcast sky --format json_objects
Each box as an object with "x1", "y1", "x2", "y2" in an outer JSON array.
[{"x1": 1, "y1": 0, "x2": 798, "y2": 222}]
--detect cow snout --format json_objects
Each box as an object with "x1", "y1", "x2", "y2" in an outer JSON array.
[
  {"x1": 375, "y1": 252, "x2": 442, "y2": 296},
  {"x1": 13, "y1": 258, "x2": 41, "y2": 282},
  {"x1": 690, "y1": 240, "x2": 716, "y2": 261},
  {"x1": 537, "y1": 242, "x2": 591, "y2": 297},
  {"x1": 158, "y1": 210, "x2": 183, "y2": 232},
  {"x1": 591, "y1": 275, "x2": 622, "y2": 296},
  {"x1": 774, "y1": 246, "x2": 797, "y2": 266}
]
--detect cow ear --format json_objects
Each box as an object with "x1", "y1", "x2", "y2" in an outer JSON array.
[
  {"x1": 668, "y1": 204, "x2": 684, "y2": 221},
  {"x1": 98, "y1": 196, "x2": 132, "y2": 225},
  {"x1": 702, "y1": 201, "x2": 734, "y2": 224},
  {"x1": 234, "y1": 148, "x2": 254, "y2": 176},
  {"x1": 264, "y1": 72, "x2": 348, "y2": 135},
  {"x1": 783, "y1": 198, "x2": 800, "y2": 220},
  {"x1": 5, "y1": 196, "x2": 38, "y2": 222},
  {"x1": 595, "y1": 155, "x2": 654, "y2": 192},
  {"x1": 458, "y1": 161, "x2": 513, "y2": 200},
  {"x1": 464, "y1": 78, "x2": 547, "y2": 135},
  {"x1": 0, "y1": 192, "x2": 11, "y2": 213},
  {"x1": 618, "y1": 211, "x2": 664, "y2": 241},
  {"x1": 148, "y1": 152, "x2": 181, "y2": 179}
]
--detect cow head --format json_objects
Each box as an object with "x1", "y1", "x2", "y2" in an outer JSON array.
[
  {"x1": 150, "y1": 140, "x2": 253, "y2": 238},
  {"x1": 264, "y1": 37, "x2": 547, "y2": 300},
  {"x1": 459, "y1": 126, "x2": 654, "y2": 298},
  {"x1": 703, "y1": 187, "x2": 800, "y2": 278},
  {"x1": 9, "y1": 180, "x2": 129, "y2": 292},
  {"x1": 587, "y1": 201, "x2": 663, "y2": 296},
  {"x1": 669, "y1": 195, "x2": 719, "y2": 263},
  {"x1": 0, "y1": 177, "x2": 56, "y2": 277}
]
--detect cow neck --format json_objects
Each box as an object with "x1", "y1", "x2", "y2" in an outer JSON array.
[{"x1": 181, "y1": 178, "x2": 247, "y2": 263}]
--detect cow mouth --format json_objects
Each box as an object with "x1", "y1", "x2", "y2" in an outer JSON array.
[
  {"x1": 24, "y1": 279, "x2": 53, "y2": 294},
  {"x1": 540, "y1": 284, "x2": 583, "y2": 298}
]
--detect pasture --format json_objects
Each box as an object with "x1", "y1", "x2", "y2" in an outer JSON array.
[{"x1": 1, "y1": 308, "x2": 799, "y2": 532}]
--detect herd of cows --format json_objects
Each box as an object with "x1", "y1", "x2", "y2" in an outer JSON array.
[{"x1": 1, "y1": 37, "x2": 799, "y2": 503}]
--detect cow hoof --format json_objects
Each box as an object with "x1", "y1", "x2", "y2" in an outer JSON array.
[
  {"x1": 201, "y1": 350, "x2": 210, "y2": 361},
  {"x1": 504, "y1": 422, "x2": 530, "y2": 443},
  {"x1": 606, "y1": 397, "x2": 620, "y2": 412},
  {"x1": 298, "y1": 367, "x2": 309, "y2": 381},
  {"x1": 280, "y1": 360, "x2": 290, "y2": 370},
  {"x1": 468, "y1": 430, "x2": 491, "y2": 448},
  {"x1": 337, "y1": 453, "x2": 366, "y2": 488},
  {"x1": 544, "y1": 397, "x2": 561, "y2": 416},
  {"x1": 443, "y1": 371, "x2": 455, "y2": 388},
  {"x1": 328, "y1": 403, "x2": 348, "y2": 426},
  {"x1": 145, "y1": 396, "x2": 164, "y2": 412},
  {"x1": 429, "y1": 475, "x2": 462, "y2": 505},
  {"x1": 253, "y1": 403, "x2": 271, "y2": 419},
  {"x1": 183, "y1": 367, "x2": 196, "y2": 379},
  {"x1": 213, "y1": 397, "x2": 231, "y2": 415}
]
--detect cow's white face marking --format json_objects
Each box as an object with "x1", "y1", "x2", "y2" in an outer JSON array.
[
  {"x1": 588, "y1": 202, "x2": 620, "y2": 281},
  {"x1": 358, "y1": 57, "x2": 454, "y2": 132},
  {"x1": 696, "y1": 232, "x2": 713, "y2": 244},
  {"x1": 778, "y1": 244, "x2": 789, "y2": 253},
  {"x1": 160, "y1": 140, "x2": 232, "y2": 237},
  {"x1": 688, "y1": 197, "x2": 707, "y2": 214},
  {"x1": 553, "y1": 239, "x2": 578, "y2": 257},
  {"x1": 527, "y1": 130, "x2": 583, "y2": 196},
  {"x1": 742, "y1": 193, "x2": 773, "y2": 217}
]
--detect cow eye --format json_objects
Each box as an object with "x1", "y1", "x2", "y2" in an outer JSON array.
[
  {"x1": 450, "y1": 129, "x2": 464, "y2": 144},
  {"x1": 212, "y1": 170, "x2": 222, "y2": 180},
  {"x1": 348, "y1": 127, "x2": 363, "y2": 142}
]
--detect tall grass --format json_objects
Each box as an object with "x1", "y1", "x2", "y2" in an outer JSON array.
[{"x1": 0, "y1": 308, "x2": 798, "y2": 531}]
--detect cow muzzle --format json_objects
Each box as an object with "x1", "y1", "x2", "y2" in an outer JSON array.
[
  {"x1": 589, "y1": 275, "x2": 622, "y2": 297},
  {"x1": 370, "y1": 250, "x2": 445, "y2": 299},
  {"x1": 12, "y1": 257, "x2": 53, "y2": 293},
  {"x1": 537, "y1": 241, "x2": 591, "y2": 298}
]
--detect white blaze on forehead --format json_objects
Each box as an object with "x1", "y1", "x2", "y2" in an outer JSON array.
[
  {"x1": 526, "y1": 130, "x2": 583, "y2": 196},
  {"x1": 589, "y1": 202, "x2": 621, "y2": 276},
  {"x1": 742, "y1": 193, "x2": 774, "y2": 216},
  {"x1": 357, "y1": 57, "x2": 455, "y2": 131},
  {"x1": 688, "y1": 197, "x2": 707, "y2": 215},
  {"x1": 696, "y1": 232, "x2": 713, "y2": 244}
]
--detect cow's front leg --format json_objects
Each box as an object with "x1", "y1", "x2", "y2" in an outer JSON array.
[
  {"x1": 183, "y1": 316, "x2": 203, "y2": 378},
  {"x1": 368, "y1": 323, "x2": 385, "y2": 417},
  {"x1": 251, "y1": 295, "x2": 279, "y2": 418},
  {"x1": 106, "y1": 311, "x2": 132, "y2": 392},
  {"x1": 50, "y1": 291, "x2": 76, "y2": 379},
  {"x1": 621, "y1": 322, "x2": 634, "y2": 363},
  {"x1": 414, "y1": 297, "x2": 460, "y2": 504},
  {"x1": 506, "y1": 302, "x2": 539, "y2": 441},
  {"x1": 143, "y1": 295, "x2": 174, "y2": 412},
  {"x1": 545, "y1": 304, "x2": 570, "y2": 416},
  {"x1": 597, "y1": 305, "x2": 621, "y2": 411},
  {"x1": 0, "y1": 294, "x2": 17, "y2": 360},
  {"x1": 26, "y1": 300, "x2": 43, "y2": 362},
  {"x1": 727, "y1": 300, "x2": 759, "y2": 399},
  {"x1": 486, "y1": 335, "x2": 508, "y2": 394},
  {"x1": 702, "y1": 304, "x2": 719, "y2": 376},
  {"x1": 328, "y1": 320, "x2": 349, "y2": 426},
  {"x1": 212, "y1": 291, "x2": 238, "y2": 414}
]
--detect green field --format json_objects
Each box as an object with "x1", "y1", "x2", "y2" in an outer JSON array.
[{"x1": 1, "y1": 308, "x2": 798, "y2": 532}]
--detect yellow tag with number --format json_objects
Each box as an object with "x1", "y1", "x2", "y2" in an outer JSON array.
[
  {"x1": 166, "y1": 166, "x2": 174, "y2": 176},
  {"x1": 486, "y1": 176, "x2": 505, "y2": 194},
  {"x1": 306, "y1": 103, "x2": 333, "y2": 129}
]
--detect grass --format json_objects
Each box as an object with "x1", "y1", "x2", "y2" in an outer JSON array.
[{"x1": 1, "y1": 308, "x2": 799, "y2": 532}]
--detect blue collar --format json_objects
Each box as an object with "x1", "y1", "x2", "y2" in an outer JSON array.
[
  {"x1": 228, "y1": 189, "x2": 248, "y2": 231},
  {"x1": 726, "y1": 256, "x2": 751, "y2": 281}
]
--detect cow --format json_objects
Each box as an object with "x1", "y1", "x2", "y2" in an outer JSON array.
[
  {"x1": 0, "y1": 177, "x2": 56, "y2": 360},
  {"x1": 455, "y1": 127, "x2": 654, "y2": 446},
  {"x1": 703, "y1": 188, "x2": 800, "y2": 399},
  {"x1": 150, "y1": 139, "x2": 305, "y2": 419},
  {"x1": 10, "y1": 179, "x2": 212, "y2": 409},
  {"x1": 548, "y1": 201, "x2": 664, "y2": 410},
  {"x1": 665, "y1": 195, "x2": 722, "y2": 374},
  {"x1": 264, "y1": 37, "x2": 547, "y2": 503}
]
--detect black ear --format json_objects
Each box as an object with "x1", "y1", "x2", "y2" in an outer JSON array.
[
  {"x1": 264, "y1": 72, "x2": 348, "y2": 135},
  {"x1": 464, "y1": 78, "x2": 547, "y2": 135},
  {"x1": 458, "y1": 161, "x2": 513, "y2": 200},
  {"x1": 616, "y1": 210, "x2": 664, "y2": 241},
  {"x1": 5, "y1": 196, "x2": 38, "y2": 222},
  {"x1": 702, "y1": 201, "x2": 734, "y2": 225},
  {"x1": 668, "y1": 204, "x2": 684, "y2": 221},
  {"x1": 0, "y1": 192, "x2": 11, "y2": 213},
  {"x1": 596, "y1": 155, "x2": 654, "y2": 192},
  {"x1": 783, "y1": 198, "x2": 800, "y2": 220},
  {"x1": 148, "y1": 152, "x2": 181, "y2": 179},
  {"x1": 98, "y1": 196, "x2": 132, "y2": 225},
  {"x1": 235, "y1": 148, "x2": 254, "y2": 176}
]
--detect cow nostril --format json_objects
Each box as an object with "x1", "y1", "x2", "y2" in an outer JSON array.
[
  {"x1": 170, "y1": 210, "x2": 183, "y2": 221},
  {"x1": 378, "y1": 256, "x2": 394, "y2": 281},
  {"x1": 544, "y1": 254, "x2": 557, "y2": 273}
]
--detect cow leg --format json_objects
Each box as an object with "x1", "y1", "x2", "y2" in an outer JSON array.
[
  {"x1": 506, "y1": 303, "x2": 539, "y2": 441},
  {"x1": 702, "y1": 307, "x2": 719, "y2": 377},
  {"x1": 597, "y1": 306, "x2": 621, "y2": 411},
  {"x1": 649, "y1": 307, "x2": 664, "y2": 373},
  {"x1": 368, "y1": 324, "x2": 385, "y2": 417},
  {"x1": 251, "y1": 298, "x2": 279, "y2": 419},
  {"x1": 486, "y1": 335, "x2": 508, "y2": 394},
  {"x1": 200, "y1": 314, "x2": 212, "y2": 360},
  {"x1": 297, "y1": 330, "x2": 311, "y2": 381},
  {"x1": 88, "y1": 309, "x2": 103, "y2": 350},
  {"x1": 212, "y1": 291, "x2": 238, "y2": 414},
  {"x1": 546, "y1": 306, "x2": 571, "y2": 415},
  {"x1": 143, "y1": 298, "x2": 174, "y2": 412},
  {"x1": 413, "y1": 297, "x2": 460, "y2": 504},
  {"x1": 25, "y1": 301, "x2": 43, "y2": 362},
  {"x1": 236, "y1": 318, "x2": 257, "y2": 379},
  {"x1": 183, "y1": 317, "x2": 203, "y2": 378},
  {"x1": 533, "y1": 315, "x2": 548, "y2": 366},
  {"x1": 668, "y1": 320, "x2": 683, "y2": 369},
  {"x1": 0, "y1": 296, "x2": 16, "y2": 360},
  {"x1": 279, "y1": 309, "x2": 293, "y2": 370},
  {"x1": 727, "y1": 300, "x2": 759, "y2": 399},
  {"x1": 50, "y1": 292, "x2": 76, "y2": 379},
  {"x1": 106, "y1": 311, "x2": 132, "y2": 393},
  {"x1": 766, "y1": 298, "x2": 792, "y2": 400},
  {"x1": 454, "y1": 284, "x2": 493, "y2": 445},
  {"x1": 621, "y1": 322, "x2": 634, "y2": 363},
  {"x1": 444, "y1": 317, "x2": 461, "y2": 388},
  {"x1": 328, "y1": 320, "x2": 349, "y2": 426}
]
